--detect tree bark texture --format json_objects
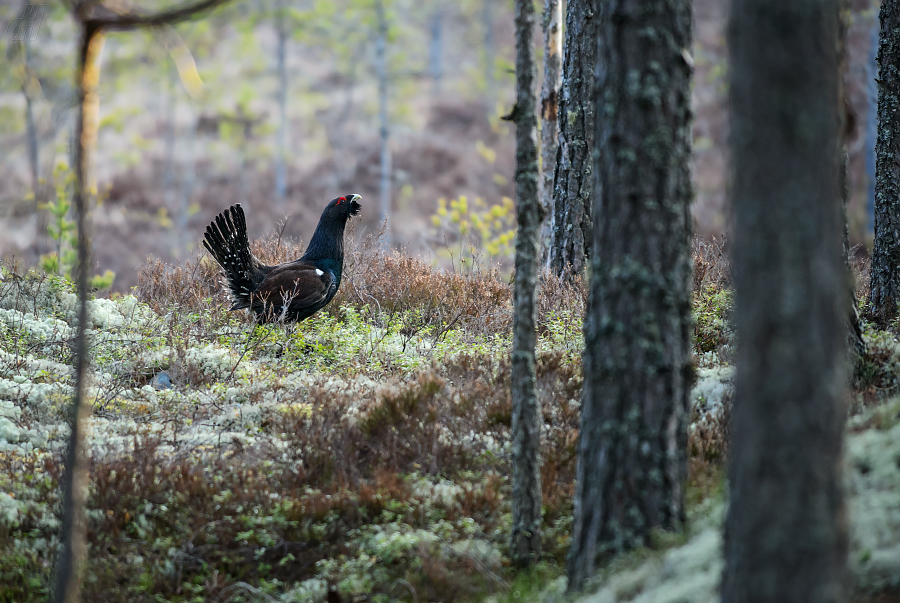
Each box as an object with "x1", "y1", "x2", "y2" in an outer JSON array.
[
  {"x1": 549, "y1": 0, "x2": 597, "y2": 278},
  {"x1": 723, "y1": 0, "x2": 849, "y2": 600},
  {"x1": 53, "y1": 23, "x2": 104, "y2": 603},
  {"x1": 539, "y1": 0, "x2": 562, "y2": 264},
  {"x1": 869, "y1": 0, "x2": 900, "y2": 328},
  {"x1": 567, "y1": 0, "x2": 693, "y2": 591},
  {"x1": 509, "y1": 0, "x2": 543, "y2": 569}
]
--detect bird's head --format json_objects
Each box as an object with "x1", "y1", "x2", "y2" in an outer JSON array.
[{"x1": 325, "y1": 194, "x2": 362, "y2": 220}]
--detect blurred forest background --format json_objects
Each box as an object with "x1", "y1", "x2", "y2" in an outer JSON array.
[{"x1": 0, "y1": 0, "x2": 880, "y2": 291}]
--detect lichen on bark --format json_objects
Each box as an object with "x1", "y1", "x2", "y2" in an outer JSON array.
[
  {"x1": 567, "y1": 0, "x2": 694, "y2": 591},
  {"x1": 509, "y1": 0, "x2": 544, "y2": 569},
  {"x1": 868, "y1": 0, "x2": 900, "y2": 329}
]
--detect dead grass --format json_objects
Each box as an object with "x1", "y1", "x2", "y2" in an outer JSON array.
[{"x1": 692, "y1": 235, "x2": 730, "y2": 292}]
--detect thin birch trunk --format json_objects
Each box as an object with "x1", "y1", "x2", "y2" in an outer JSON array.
[
  {"x1": 539, "y1": 0, "x2": 562, "y2": 265},
  {"x1": 163, "y1": 65, "x2": 177, "y2": 251},
  {"x1": 483, "y1": 0, "x2": 495, "y2": 118},
  {"x1": 429, "y1": 10, "x2": 443, "y2": 95},
  {"x1": 376, "y1": 0, "x2": 392, "y2": 242},
  {"x1": 275, "y1": 0, "x2": 288, "y2": 205}
]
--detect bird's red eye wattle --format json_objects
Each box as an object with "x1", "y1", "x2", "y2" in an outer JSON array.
[{"x1": 337, "y1": 196, "x2": 346, "y2": 204}]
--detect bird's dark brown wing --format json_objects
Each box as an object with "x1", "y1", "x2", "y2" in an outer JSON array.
[{"x1": 251, "y1": 261, "x2": 334, "y2": 316}]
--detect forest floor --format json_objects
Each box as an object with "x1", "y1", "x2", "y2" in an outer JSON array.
[{"x1": 0, "y1": 237, "x2": 898, "y2": 603}]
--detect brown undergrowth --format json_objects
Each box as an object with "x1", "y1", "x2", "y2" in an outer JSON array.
[
  {"x1": 0, "y1": 237, "x2": 747, "y2": 602},
  {"x1": 136, "y1": 229, "x2": 587, "y2": 342}
]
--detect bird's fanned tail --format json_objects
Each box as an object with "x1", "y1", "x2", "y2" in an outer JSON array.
[{"x1": 202, "y1": 204, "x2": 269, "y2": 310}]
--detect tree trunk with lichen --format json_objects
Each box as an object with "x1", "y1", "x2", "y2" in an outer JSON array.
[
  {"x1": 539, "y1": 0, "x2": 562, "y2": 263},
  {"x1": 869, "y1": 0, "x2": 900, "y2": 328},
  {"x1": 549, "y1": 0, "x2": 597, "y2": 279},
  {"x1": 566, "y1": 0, "x2": 693, "y2": 591},
  {"x1": 722, "y1": 0, "x2": 849, "y2": 600},
  {"x1": 509, "y1": 0, "x2": 543, "y2": 569}
]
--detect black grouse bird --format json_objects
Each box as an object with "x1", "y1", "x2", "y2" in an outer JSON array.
[{"x1": 202, "y1": 195, "x2": 361, "y2": 323}]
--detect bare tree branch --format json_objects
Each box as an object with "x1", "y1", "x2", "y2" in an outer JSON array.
[{"x1": 75, "y1": 0, "x2": 231, "y2": 30}]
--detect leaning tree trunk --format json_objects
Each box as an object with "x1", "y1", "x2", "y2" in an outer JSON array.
[
  {"x1": 869, "y1": 0, "x2": 900, "y2": 329},
  {"x1": 566, "y1": 0, "x2": 693, "y2": 591},
  {"x1": 539, "y1": 0, "x2": 562, "y2": 263},
  {"x1": 508, "y1": 0, "x2": 543, "y2": 569},
  {"x1": 54, "y1": 4, "x2": 232, "y2": 602},
  {"x1": 548, "y1": 0, "x2": 597, "y2": 279},
  {"x1": 53, "y1": 23, "x2": 104, "y2": 603},
  {"x1": 722, "y1": 0, "x2": 849, "y2": 600}
]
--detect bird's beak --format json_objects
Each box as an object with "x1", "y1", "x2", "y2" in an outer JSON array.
[
  {"x1": 349, "y1": 194, "x2": 362, "y2": 216},
  {"x1": 349, "y1": 194, "x2": 362, "y2": 203}
]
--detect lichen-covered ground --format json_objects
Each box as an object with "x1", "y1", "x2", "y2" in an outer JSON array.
[{"x1": 0, "y1": 238, "x2": 897, "y2": 602}]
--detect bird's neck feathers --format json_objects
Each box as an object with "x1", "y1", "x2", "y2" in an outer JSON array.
[{"x1": 302, "y1": 217, "x2": 346, "y2": 261}]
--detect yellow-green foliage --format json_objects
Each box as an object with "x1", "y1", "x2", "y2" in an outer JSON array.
[
  {"x1": 431, "y1": 195, "x2": 517, "y2": 262},
  {"x1": 692, "y1": 286, "x2": 733, "y2": 357},
  {"x1": 38, "y1": 162, "x2": 115, "y2": 291}
]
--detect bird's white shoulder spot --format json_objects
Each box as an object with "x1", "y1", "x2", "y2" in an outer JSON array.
[{"x1": 315, "y1": 269, "x2": 324, "y2": 276}]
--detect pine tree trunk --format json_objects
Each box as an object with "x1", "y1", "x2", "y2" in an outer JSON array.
[
  {"x1": 539, "y1": 0, "x2": 562, "y2": 264},
  {"x1": 869, "y1": 0, "x2": 900, "y2": 328},
  {"x1": 548, "y1": 0, "x2": 597, "y2": 279},
  {"x1": 567, "y1": 0, "x2": 693, "y2": 590},
  {"x1": 722, "y1": 0, "x2": 849, "y2": 599},
  {"x1": 509, "y1": 0, "x2": 543, "y2": 569}
]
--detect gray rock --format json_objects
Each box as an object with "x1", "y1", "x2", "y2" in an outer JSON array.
[{"x1": 150, "y1": 371, "x2": 174, "y2": 390}]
